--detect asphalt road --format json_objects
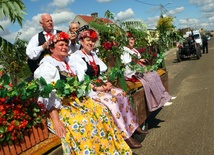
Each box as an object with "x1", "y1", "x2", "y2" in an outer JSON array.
[{"x1": 133, "y1": 38, "x2": 214, "y2": 155}]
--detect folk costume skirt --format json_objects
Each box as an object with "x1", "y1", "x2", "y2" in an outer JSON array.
[
  {"x1": 89, "y1": 87, "x2": 139, "y2": 140},
  {"x1": 47, "y1": 97, "x2": 132, "y2": 155}
]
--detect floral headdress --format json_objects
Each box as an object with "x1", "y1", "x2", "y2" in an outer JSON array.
[
  {"x1": 49, "y1": 32, "x2": 69, "y2": 45},
  {"x1": 126, "y1": 31, "x2": 134, "y2": 38},
  {"x1": 78, "y1": 29, "x2": 98, "y2": 41}
]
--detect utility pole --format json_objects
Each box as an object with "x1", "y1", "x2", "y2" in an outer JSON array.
[{"x1": 160, "y1": 2, "x2": 172, "y2": 18}]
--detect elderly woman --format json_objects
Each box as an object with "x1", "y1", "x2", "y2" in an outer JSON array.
[
  {"x1": 34, "y1": 32, "x2": 132, "y2": 154},
  {"x1": 121, "y1": 32, "x2": 176, "y2": 111},
  {"x1": 69, "y1": 29, "x2": 148, "y2": 149}
]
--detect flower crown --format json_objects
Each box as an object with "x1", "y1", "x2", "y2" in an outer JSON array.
[
  {"x1": 49, "y1": 32, "x2": 69, "y2": 45},
  {"x1": 78, "y1": 29, "x2": 98, "y2": 41},
  {"x1": 126, "y1": 31, "x2": 134, "y2": 38}
]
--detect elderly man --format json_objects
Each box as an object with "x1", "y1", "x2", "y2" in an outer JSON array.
[
  {"x1": 68, "y1": 21, "x2": 80, "y2": 54},
  {"x1": 26, "y1": 13, "x2": 61, "y2": 73}
]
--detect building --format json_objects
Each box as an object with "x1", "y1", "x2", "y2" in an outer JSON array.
[{"x1": 72, "y1": 12, "x2": 113, "y2": 27}]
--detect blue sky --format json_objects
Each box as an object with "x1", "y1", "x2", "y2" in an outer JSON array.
[{"x1": 0, "y1": 0, "x2": 213, "y2": 43}]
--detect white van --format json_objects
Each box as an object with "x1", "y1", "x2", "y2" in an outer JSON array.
[{"x1": 184, "y1": 30, "x2": 202, "y2": 48}]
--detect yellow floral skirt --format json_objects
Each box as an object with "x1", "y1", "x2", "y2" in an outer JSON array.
[{"x1": 48, "y1": 97, "x2": 132, "y2": 155}]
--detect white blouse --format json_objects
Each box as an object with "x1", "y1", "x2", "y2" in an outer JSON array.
[
  {"x1": 34, "y1": 56, "x2": 77, "y2": 111},
  {"x1": 121, "y1": 46, "x2": 141, "y2": 78},
  {"x1": 68, "y1": 50, "x2": 107, "y2": 81}
]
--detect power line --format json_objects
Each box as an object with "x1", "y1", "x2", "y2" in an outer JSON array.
[{"x1": 134, "y1": 0, "x2": 159, "y2": 6}]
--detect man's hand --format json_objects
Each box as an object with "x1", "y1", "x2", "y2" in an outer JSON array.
[{"x1": 42, "y1": 41, "x2": 50, "y2": 50}]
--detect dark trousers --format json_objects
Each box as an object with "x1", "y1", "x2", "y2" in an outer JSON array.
[{"x1": 203, "y1": 43, "x2": 208, "y2": 53}]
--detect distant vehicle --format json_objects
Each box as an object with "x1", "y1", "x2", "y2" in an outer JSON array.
[
  {"x1": 183, "y1": 30, "x2": 202, "y2": 48},
  {"x1": 176, "y1": 39, "x2": 201, "y2": 62}
]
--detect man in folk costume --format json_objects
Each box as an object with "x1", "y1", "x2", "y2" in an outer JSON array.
[{"x1": 26, "y1": 13, "x2": 61, "y2": 74}]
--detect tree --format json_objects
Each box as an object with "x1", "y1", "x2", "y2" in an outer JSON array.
[
  {"x1": 156, "y1": 16, "x2": 175, "y2": 49},
  {"x1": 104, "y1": 10, "x2": 114, "y2": 21},
  {"x1": 0, "y1": 0, "x2": 27, "y2": 83}
]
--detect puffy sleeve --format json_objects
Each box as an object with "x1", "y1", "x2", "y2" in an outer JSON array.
[
  {"x1": 34, "y1": 62, "x2": 62, "y2": 111},
  {"x1": 121, "y1": 47, "x2": 132, "y2": 65},
  {"x1": 26, "y1": 34, "x2": 44, "y2": 60},
  {"x1": 68, "y1": 54, "x2": 87, "y2": 82},
  {"x1": 93, "y1": 52, "x2": 107, "y2": 73}
]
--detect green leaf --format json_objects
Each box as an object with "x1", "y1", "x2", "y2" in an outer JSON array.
[
  {"x1": 0, "y1": 126, "x2": 7, "y2": 134},
  {"x1": 2, "y1": 3, "x2": 10, "y2": 21},
  {"x1": 41, "y1": 84, "x2": 53, "y2": 98},
  {"x1": 14, "y1": 120, "x2": 19, "y2": 126},
  {"x1": 39, "y1": 77, "x2": 47, "y2": 86},
  {"x1": 55, "y1": 80, "x2": 65, "y2": 89}
]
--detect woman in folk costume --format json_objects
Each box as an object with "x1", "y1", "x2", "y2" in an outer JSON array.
[
  {"x1": 34, "y1": 32, "x2": 133, "y2": 154},
  {"x1": 121, "y1": 32, "x2": 176, "y2": 112},
  {"x1": 69, "y1": 29, "x2": 149, "y2": 149}
]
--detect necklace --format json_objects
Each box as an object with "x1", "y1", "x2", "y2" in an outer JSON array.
[
  {"x1": 51, "y1": 55, "x2": 75, "y2": 77},
  {"x1": 81, "y1": 50, "x2": 98, "y2": 76}
]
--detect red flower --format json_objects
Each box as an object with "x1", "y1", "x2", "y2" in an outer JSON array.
[
  {"x1": 153, "y1": 53, "x2": 157, "y2": 58},
  {"x1": 59, "y1": 32, "x2": 69, "y2": 40},
  {"x1": 0, "y1": 110, "x2": 6, "y2": 116},
  {"x1": 102, "y1": 41, "x2": 112, "y2": 50},
  {"x1": 7, "y1": 124, "x2": 15, "y2": 132},
  {"x1": 0, "y1": 104, "x2": 4, "y2": 110},
  {"x1": 0, "y1": 98, "x2": 5, "y2": 103},
  {"x1": 138, "y1": 47, "x2": 146, "y2": 53},
  {"x1": 126, "y1": 32, "x2": 133, "y2": 38},
  {"x1": 13, "y1": 109, "x2": 19, "y2": 116},
  {"x1": 90, "y1": 30, "x2": 98, "y2": 40},
  {"x1": 71, "y1": 92, "x2": 76, "y2": 97}
]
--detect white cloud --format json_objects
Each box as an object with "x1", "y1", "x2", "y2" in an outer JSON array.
[
  {"x1": 0, "y1": 19, "x2": 11, "y2": 30},
  {"x1": 201, "y1": 3, "x2": 214, "y2": 12},
  {"x1": 209, "y1": 16, "x2": 214, "y2": 22},
  {"x1": 189, "y1": 0, "x2": 213, "y2": 6},
  {"x1": 178, "y1": 18, "x2": 200, "y2": 29},
  {"x1": 52, "y1": 0, "x2": 75, "y2": 8},
  {"x1": 144, "y1": 16, "x2": 160, "y2": 29},
  {"x1": 115, "y1": 8, "x2": 135, "y2": 21},
  {"x1": 169, "y1": 7, "x2": 184, "y2": 15}
]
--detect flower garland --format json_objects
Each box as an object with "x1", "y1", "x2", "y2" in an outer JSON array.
[
  {"x1": 0, "y1": 69, "x2": 91, "y2": 144},
  {"x1": 129, "y1": 46, "x2": 164, "y2": 73}
]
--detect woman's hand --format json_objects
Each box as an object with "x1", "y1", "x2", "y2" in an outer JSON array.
[
  {"x1": 49, "y1": 107, "x2": 66, "y2": 138},
  {"x1": 92, "y1": 82, "x2": 112, "y2": 92},
  {"x1": 53, "y1": 119, "x2": 66, "y2": 138},
  {"x1": 139, "y1": 59, "x2": 147, "y2": 63},
  {"x1": 138, "y1": 59, "x2": 148, "y2": 66}
]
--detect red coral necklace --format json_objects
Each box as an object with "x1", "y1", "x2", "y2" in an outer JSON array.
[
  {"x1": 81, "y1": 50, "x2": 98, "y2": 76},
  {"x1": 51, "y1": 55, "x2": 75, "y2": 76}
]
